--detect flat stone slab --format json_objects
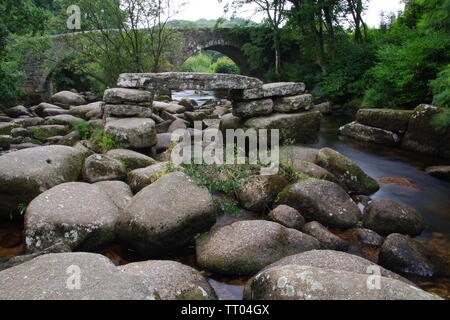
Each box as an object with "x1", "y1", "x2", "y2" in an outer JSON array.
[
  {"x1": 231, "y1": 82, "x2": 306, "y2": 101},
  {"x1": 117, "y1": 72, "x2": 263, "y2": 91}
]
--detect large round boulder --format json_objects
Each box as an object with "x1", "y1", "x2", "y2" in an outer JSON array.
[
  {"x1": 106, "y1": 149, "x2": 156, "y2": 170},
  {"x1": 196, "y1": 220, "x2": 319, "y2": 276},
  {"x1": 119, "y1": 260, "x2": 217, "y2": 300},
  {"x1": 24, "y1": 182, "x2": 120, "y2": 253},
  {"x1": 263, "y1": 250, "x2": 411, "y2": 284},
  {"x1": 52, "y1": 91, "x2": 87, "y2": 108},
  {"x1": 315, "y1": 148, "x2": 379, "y2": 195},
  {"x1": 0, "y1": 146, "x2": 85, "y2": 218},
  {"x1": 93, "y1": 181, "x2": 133, "y2": 211},
  {"x1": 243, "y1": 265, "x2": 440, "y2": 300},
  {"x1": 117, "y1": 172, "x2": 217, "y2": 257},
  {"x1": 268, "y1": 205, "x2": 305, "y2": 230},
  {"x1": 0, "y1": 253, "x2": 159, "y2": 300},
  {"x1": 379, "y1": 234, "x2": 437, "y2": 278},
  {"x1": 362, "y1": 198, "x2": 426, "y2": 236},
  {"x1": 277, "y1": 179, "x2": 361, "y2": 229}
]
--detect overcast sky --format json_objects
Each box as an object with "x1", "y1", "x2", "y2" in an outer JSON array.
[{"x1": 174, "y1": 0, "x2": 405, "y2": 28}]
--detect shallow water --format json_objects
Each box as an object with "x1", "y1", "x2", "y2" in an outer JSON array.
[{"x1": 0, "y1": 97, "x2": 449, "y2": 300}]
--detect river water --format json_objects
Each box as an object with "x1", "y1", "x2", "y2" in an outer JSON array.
[{"x1": 0, "y1": 92, "x2": 449, "y2": 300}]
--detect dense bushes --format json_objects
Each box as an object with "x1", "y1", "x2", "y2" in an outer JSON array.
[{"x1": 179, "y1": 51, "x2": 240, "y2": 75}]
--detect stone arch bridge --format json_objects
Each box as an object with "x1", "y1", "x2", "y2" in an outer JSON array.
[{"x1": 22, "y1": 28, "x2": 256, "y2": 102}]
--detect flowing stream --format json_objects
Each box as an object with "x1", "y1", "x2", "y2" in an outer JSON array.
[{"x1": 0, "y1": 92, "x2": 449, "y2": 300}]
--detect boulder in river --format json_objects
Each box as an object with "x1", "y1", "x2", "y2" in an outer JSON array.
[
  {"x1": 106, "y1": 149, "x2": 156, "y2": 170},
  {"x1": 244, "y1": 111, "x2": 322, "y2": 145},
  {"x1": 232, "y1": 99, "x2": 274, "y2": 119},
  {"x1": 362, "y1": 198, "x2": 426, "y2": 236},
  {"x1": 117, "y1": 172, "x2": 217, "y2": 257},
  {"x1": 0, "y1": 253, "x2": 160, "y2": 300},
  {"x1": 0, "y1": 145, "x2": 84, "y2": 218},
  {"x1": 243, "y1": 264, "x2": 440, "y2": 300},
  {"x1": 379, "y1": 233, "x2": 438, "y2": 278},
  {"x1": 273, "y1": 94, "x2": 313, "y2": 113},
  {"x1": 302, "y1": 221, "x2": 349, "y2": 251},
  {"x1": 356, "y1": 109, "x2": 413, "y2": 134},
  {"x1": 196, "y1": 220, "x2": 319, "y2": 276},
  {"x1": 315, "y1": 147, "x2": 380, "y2": 195},
  {"x1": 268, "y1": 205, "x2": 305, "y2": 230},
  {"x1": 230, "y1": 82, "x2": 306, "y2": 101},
  {"x1": 339, "y1": 121, "x2": 401, "y2": 146},
  {"x1": 119, "y1": 260, "x2": 217, "y2": 300},
  {"x1": 356, "y1": 228, "x2": 384, "y2": 247},
  {"x1": 277, "y1": 179, "x2": 361, "y2": 229},
  {"x1": 24, "y1": 182, "x2": 119, "y2": 252},
  {"x1": 425, "y1": 166, "x2": 450, "y2": 181}
]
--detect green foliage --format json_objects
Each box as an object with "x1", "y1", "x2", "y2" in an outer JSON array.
[
  {"x1": 91, "y1": 126, "x2": 122, "y2": 153},
  {"x1": 179, "y1": 52, "x2": 213, "y2": 73},
  {"x1": 430, "y1": 65, "x2": 450, "y2": 108},
  {"x1": 213, "y1": 199, "x2": 241, "y2": 216},
  {"x1": 72, "y1": 121, "x2": 90, "y2": 140},
  {"x1": 17, "y1": 203, "x2": 27, "y2": 216},
  {"x1": 209, "y1": 56, "x2": 240, "y2": 74}
]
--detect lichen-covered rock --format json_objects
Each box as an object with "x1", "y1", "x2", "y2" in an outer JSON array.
[
  {"x1": 44, "y1": 115, "x2": 85, "y2": 126},
  {"x1": 106, "y1": 149, "x2": 156, "y2": 170},
  {"x1": 4, "y1": 105, "x2": 33, "y2": 118},
  {"x1": 379, "y1": 234, "x2": 437, "y2": 278},
  {"x1": 28, "y1": 125, "x2": 71, "y2": 140},
  {"x1": 104, "y1": 118, "x2": 157, "y2": 149},
  {"x1": 231, "y1": 82, "x2": 306, "y2": 101},
  {"x1": 244, "y1": 111, "x2": 322, "y2": 144},
  {"x1": 279, "y1": 145, "x2": 319, "y2": 164},
  {"x1": 402, "y1": 104, "x2": 450, "y2": 159},
  {"x1": 196, "y1": 220, "x2": 319, "y2": 276},
  {"x1": 232, "y1": 99, "x2": 274, "y2": 119},
  {"x1": 263, "y1": 250, "x2": 413, "y2": 284},
  {"x1": 425, "y1": 166, "x2": 450, "y2": 181},
  {"x1": 83, "y1": 154, "x2": 127, "y2": 183},
  {"x1": 273, "y1": 94, "x2": 313, "y2": 113},
  {"x1": 103, "y1": 88, "x2": 153, "y2": 104},
  {"x1": 0, "y1": 122, "x2": 20, "y2": 135},
  {"x1": 52, "y1": 91, "x2": 86, "y2": 108},
  {"x1": 117, "y1": 172, "x2": 216, "y2": 257},
  {"x1": 219, "y1": 113, "x2": 243, "y2": 131},
  {"x1": 69, "y1": 102, "x2": 104, "y2": 120},
  {"x1": 315, "y1": 148, "x2": 380, "y2": 195},
  {"x1": 0, "y1": 253, "x2": 160, "y2": 300},
  {"x1": 0, "y1": 135, "x2": 13, "y2": 149},
  {"x1": 237, "y1": 175, "x2": 288, "y2": 212},
  {"x1": 127, "y1": 162, "x2": 170, "y2": 193},
  {"x1": 103, "y1": 104, "x2": 153, "y2": 118},
  {"x1": 362, "y1": 198, "x2": 426, "y2": 236},
  {"x1": 277, "y1": 179, "x2": 361, "y2": 229},
  {"x1": 244, "y1": 265, "x2": 440, "y2": 300},
  {"x1": 268, "y1": 205, "x2": 305, "y2": 230},
  {"x1": 303, "y1": 221, "x2": 349, "y2": 251},
  {"x1": 119, "y1": 260, "x2": 217, "y2": 300},
  {"x1": 0, "y1": 146, "x2": 84, "y2": 218},
  {"x1": 339, "y1": 121, "x2": 401, "y2": 146},
  {"x1": 117, "y1": 72, "x2": 263, "y2": 91},
  {"x1": 153, "y1": 101, "x2": 186, "y2": 114},
  {"x1": 24, "y1": 182, "x2": 120, "y2": 252},
  {"x1": 356, "y1": 109, "x2": 413, "y2": 134},
  {"x1": 94, "y1": 181, "x2": 133, "y2": 211}
]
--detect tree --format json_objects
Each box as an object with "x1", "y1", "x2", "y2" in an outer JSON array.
[{"x1": 225, "y1": 0, "x2": 288, "y2": 78}]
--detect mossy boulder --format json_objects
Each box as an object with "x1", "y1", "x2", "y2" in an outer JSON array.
[
  {"x1": 268, "y1": 205, "x2": 305, "y2": 230},
  {"x1": 117, "y1": 172, "x2": 217, "y2": 257},
  {"x1": 0, "y1": 122, "x2": 20, "y2": 135},
  {"x1": 127, "y1": 162, "x2": 170, "y2": 193},
  {"x1": 276, "y1": 179, "x2": 361, "y2": 229},
  {"x1": 315, "y1": 148, "x2": 379, "y2": 195},
  {"x1": 237, "y1": 175, "x2": 288, "y2": 212},
  {"x1": 362, "y1": 198, "x2": 426, "y2": 236},
  {"x1": 244, "y1": 111, "x2": 322, "y2": 144},
  {"x1": 0, "y1": 146, "x2": 85, "y2": 219},
  {"x1": 196, "y1": 220, "x2": 319, "y2": 276},
  {"x1": 356, "y1": 109, "x2": 413, "y2": 133},
  {"x1": 339, "y1": 121, "x2": 401, "y2": 146},
  {"x1": 28, "y1": 125, "x2": 71, "y2": 141},
  {"x1": 82, "y1": 154, "x2": 127, "y2": 183},
  {"x1": 106, "y1": 149, "x2": 156, "y2": 171},
  {"x1": 402, "y1": 104, "x2": 450, "y2": 159},
  {"x1": 302, "y1": 221, "x2": 349, "y2": 251}
]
